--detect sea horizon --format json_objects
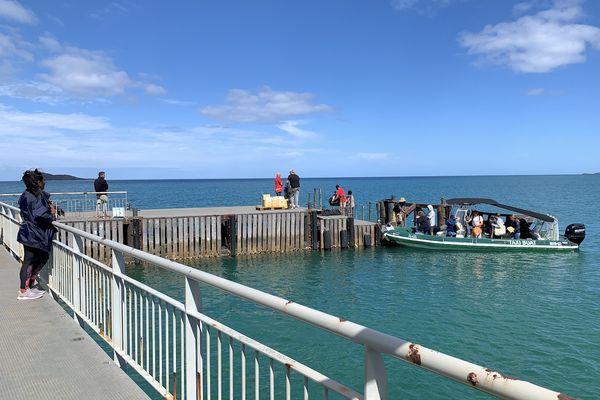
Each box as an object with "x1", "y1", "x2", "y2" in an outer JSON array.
[{"x1": 1, "y1": 171, "x2": 598, "y2": 184}]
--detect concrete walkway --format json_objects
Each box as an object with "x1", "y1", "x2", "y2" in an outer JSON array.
[{"x1": 0, "y1": 246, "x2": 150, "y2": 400}]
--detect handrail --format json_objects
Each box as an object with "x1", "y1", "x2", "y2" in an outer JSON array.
[
  {"x1": 0, "y1": 191, "x2": 128, "y2": 197},
  {"x1": 51, "y1": 220, "x2": 572, "y2": 400},
  {"x1": 1, "y1": 202, "x2": 20, "y2": 212}
]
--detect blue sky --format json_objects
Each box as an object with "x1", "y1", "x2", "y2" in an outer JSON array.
[{"x1": 0, "y1": 0, "x2": 599, "y2": 180}]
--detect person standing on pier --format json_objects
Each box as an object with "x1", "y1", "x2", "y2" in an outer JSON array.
[
  {"x1": 287, "y1": 169, "x2": 300, "y2": 209},
  {"x1": 335, "y1": 185, "x2": 347, "y2": 215},
  {"x1": 274, "y1": 172, "x2": 283, "y2": 197},
  {"x1": 17, "y1": 169, "x2": 56, "y2": 300},
  {"x1": 94, "y1": 171, "x2": 109, "y2": 218},
  {"x1": 346, "y1": 190, "x2": 355, "y2": 217}
]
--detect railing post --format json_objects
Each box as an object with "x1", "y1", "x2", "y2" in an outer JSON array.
[
  {"x1": 364, "y1": 347, "x2": 388, "y2": 400},
  {"x1": 112, "y1": 248, "x2": 127, "y2": 369},
  {"x1": 185, "y1": 277, "x2": 202, "y2": 400},
  {"x1": 70, "y1": 231, "x2": 83, "y2": 319}
]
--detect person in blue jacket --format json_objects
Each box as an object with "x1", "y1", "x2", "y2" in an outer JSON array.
[{"x1": 16, "y1": 169, "x2": 56, "y2": 300}]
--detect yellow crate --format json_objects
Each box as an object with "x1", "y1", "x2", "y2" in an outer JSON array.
[
  {"x1": 274, "y1": 196, "x2": 287, "y2": 208},
  {"x1": 262, "y1": 194, "x2": 272, "y2": 208}
]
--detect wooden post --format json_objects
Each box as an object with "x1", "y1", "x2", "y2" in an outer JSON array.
[
  {"x1": 323, "y1": 230, "x2": 332, "y2": 250},
  {"x1": 229, "y1": 215, "x2": 237, "y2": 257},
  {"x1": 347, "y1": 217, "x2": 355, "y2": 248},
  {"x1": 364, "y1": 233, "x2": 372, "y2": 248},
  {"x1": 340, "y1": 230, "x2": 348, "y2": 249},
  {"x1": 131, "y1": 217, "x2": 142, "y2": 249}
]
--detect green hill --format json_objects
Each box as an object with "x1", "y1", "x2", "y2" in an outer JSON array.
[{"x1": 42, "y1": 172, "x2": 88, "y2": 181}]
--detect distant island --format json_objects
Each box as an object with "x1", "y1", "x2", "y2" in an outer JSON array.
[
  {"x1": 582, "y1": 172, "x2": 600, "y2": 175},
  {"x1": 42, "y1": 172, "x2": 88, "y2": 181}
]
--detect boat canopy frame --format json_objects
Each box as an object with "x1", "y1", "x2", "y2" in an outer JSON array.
[{"x1": 444, "y1": 198, "x2": 556, "y2": 223}]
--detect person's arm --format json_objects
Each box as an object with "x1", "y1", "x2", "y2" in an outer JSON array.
[{"x1": 31, "y1": 196, "x2": 55, "y2": 228}]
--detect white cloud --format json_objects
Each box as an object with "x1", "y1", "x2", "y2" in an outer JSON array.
[
  {"x1": 89, "y1": 2, "x2": 132, "y2": 20},
  {"x1": 0, "y1": 81, "x2": 66, "y2": 103},
  {"x1": 160, "y1": 98, "x2": 198, "y2": 106},
  {"x1": 527, "y1": 88, "x2": 546, "y2": 96},
  {"x1": 357, "y1": 152, "x2": 389, "y2": 160},
  {"x1": 513, "y1": 1, "x2": 538, "y2": 16},
  {"x1": 135, "y1": 82, "x2": 166, "y2": 96},
  {"x1": 0, "y1": 105, "x2": 111, "y2": 130},
  {"x1": 0, "y1": 0, "x2": 37, "y2": 24},
  {"x1": 277, "y1": 120, "x2": 317, "y2": 139},
  {"x1": 458, "y1": 0, "x2": 600, "y2": 73},
  {"x1": 39, "y1": 51, "x2": 131, "y2": 97},
  {"x1": 201, "y1": 87, "x2": 333, "y2": 123},
  {"x1": 526, "y1": 87, "x2": 562, "y2": 96},
  {"x1": 391, "y1": 0, "x2": 420, "y2": 10},
  {"x1": 39, "y1": 33, "x2": 62, "y2": 53},
  {"x1": 35, "y1": 41, "x2": 166, "y2": 98},
  {"x1": 0, "y1": 103, "x2": 333, "y2": 180},
  {"x1": 391, "y1": 0, "x2": 451, "y2": 13},
  {"x1": 0, "y1": 31, "x2": 33, "y2": 62}
]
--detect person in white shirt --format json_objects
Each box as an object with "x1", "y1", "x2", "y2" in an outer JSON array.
[
  {"x1": 491, "y1": 214, "x2": 506, "y2": 238},
  {"x1": 427, "y1": 205, "x2": 436, "y2": 235},
  {"x1": 469, "y1": 211, "x2": 484, "y2": 238}
]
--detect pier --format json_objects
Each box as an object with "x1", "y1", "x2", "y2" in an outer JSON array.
[
  {"x1": 0, "y1": 199, "x2": 577, "y2": 399},
  {"x1": 0, "y1": 247, "x2": 149, "y2": 400},
  {"x1": 0, "y1": 191, "x2": 381, "y2": 262}
]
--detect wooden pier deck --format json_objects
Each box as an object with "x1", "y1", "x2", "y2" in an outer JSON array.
[
  {"x1": 0, "y1": 247, "x2": 150, "y2": 400},
  {"x1": 57, "y1": 205, "x2": 380, "y2": 262}
]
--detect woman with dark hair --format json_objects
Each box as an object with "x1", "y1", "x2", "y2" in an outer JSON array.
[
  {"x1": 16, "y1": 169, "x2": 56, "y2": 300},
  {"x1": 415, "y1": 210, "x2": 431, "y2": 234}
]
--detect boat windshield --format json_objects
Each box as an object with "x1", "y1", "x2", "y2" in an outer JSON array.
[{"x1": 529, "y1": 219, "x2": 559, "y2": 240}]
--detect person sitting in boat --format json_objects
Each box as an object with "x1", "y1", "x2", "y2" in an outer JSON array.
[
  {"x1": 507, "y1": 215, "x2": 521, "y2": 239},
  {"x1": 415, "y1": 210, "x2": 431, "y2": 234},
  {"x1": 445, "y1": 216, "x2": 457, "y2": 237},
  {"x1": 491, "y1": 214, "x2": 506, "y2": 238},
  {"x1": 468, "y1": 211, "x2": 484, "y2": 238},
  {"x1": 519, "y1": 218, "x2": 533, "y2": 239}
]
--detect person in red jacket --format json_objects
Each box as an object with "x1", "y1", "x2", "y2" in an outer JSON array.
[
  {"x1": 274, "y1": 172, "x2": 283, "y2": 196},
  {"x1": 335, "y1": 185, "x2": 346, "y2": 215}
]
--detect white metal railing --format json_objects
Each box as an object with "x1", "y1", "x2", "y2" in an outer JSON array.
[
  {"x1": 0, "y1": 202, "x2": 24, "y2": 259},
  {"x1": 0, "y1": 201, "x2": 574, "y2": 400},
  {"x1": 0, "y1": 191, "x2": 128, "y2": 219}
]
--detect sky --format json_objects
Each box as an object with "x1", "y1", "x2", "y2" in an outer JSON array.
[{"x1": 0, "y1": 0, "x2": 599, "y2": 180}]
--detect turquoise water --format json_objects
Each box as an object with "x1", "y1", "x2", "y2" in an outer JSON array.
[{"x1": 2, "y1": 175, "x2": 599, "y2": 398}]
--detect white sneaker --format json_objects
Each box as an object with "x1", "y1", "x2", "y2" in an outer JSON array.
[
  {"x1": 17, "y1": 289, "x2": 43, "y2": 300},
  {"x1": 30, "y1": 287, "x2": 45, "y2": 296}
]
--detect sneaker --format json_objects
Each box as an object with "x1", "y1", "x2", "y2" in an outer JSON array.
[
  {"x1": 29, "y1": 287, "x2": 45, "y2": 296},
  {"x1": 17, "y1": 289, "x2": 43, "y2": 300}
]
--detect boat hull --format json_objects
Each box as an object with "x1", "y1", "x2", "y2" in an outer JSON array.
[{"x1": 383, "y1": 228, "x2": 579, "y2": 251}]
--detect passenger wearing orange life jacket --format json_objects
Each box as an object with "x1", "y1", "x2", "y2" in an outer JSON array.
[{"x1": 469, "y1": 211, "x2": 484, "y2": 238}]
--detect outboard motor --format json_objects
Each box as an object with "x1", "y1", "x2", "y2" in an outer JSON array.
[{"x1": 564, "y1": 224, "x2": 585, "y2": 245}]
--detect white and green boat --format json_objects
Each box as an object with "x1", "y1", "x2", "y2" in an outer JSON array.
[{"x1": 383, "y1": 198, "x2": 585, "y2": 252}]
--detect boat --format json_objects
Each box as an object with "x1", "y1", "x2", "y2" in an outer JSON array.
[{"x1": 383, "y1": 198, "x2": 585, "y2": 251}]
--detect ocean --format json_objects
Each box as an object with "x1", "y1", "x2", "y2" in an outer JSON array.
[{"x1": 1, "y1": 175, "x2": 598, "y2": 399}]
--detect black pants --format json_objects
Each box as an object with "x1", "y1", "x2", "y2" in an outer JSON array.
[{"x1": 19, "y1": 246, "x2": 50, "y2": 290}]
